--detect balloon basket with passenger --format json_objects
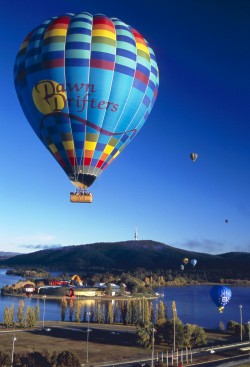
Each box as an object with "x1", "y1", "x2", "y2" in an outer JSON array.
[{"x1": 70, "y1": 189, "x2": 93, "y2": 203}]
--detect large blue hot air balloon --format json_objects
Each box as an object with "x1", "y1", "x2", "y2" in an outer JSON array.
[
  {"x1": 210, "y1": 285, "x2": 232, "y2": 313},
  {"x1": 14, "y1": 12, "x2": 159, "y2": 202}
]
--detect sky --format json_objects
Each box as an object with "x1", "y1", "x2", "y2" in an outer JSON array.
[{"x1": 0, "y1": 0, "x2": 249, "y2": 255}]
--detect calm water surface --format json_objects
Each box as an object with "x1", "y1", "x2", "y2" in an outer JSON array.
[
  {"x1": 153, "y1": 285, "x2": 250, "y2": 329},
  {"x1": 0, "y1": 269, "x2": 249, "y2": 329}
]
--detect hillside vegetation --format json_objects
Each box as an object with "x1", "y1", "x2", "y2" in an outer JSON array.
[{"x1": 1, "y1": 240, "x2": 249, "y2": 282}]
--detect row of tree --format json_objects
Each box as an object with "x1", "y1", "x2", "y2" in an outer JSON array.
[
  {"x1": 136, "y1": 301, "x2": 207, "y2": 349},
  {"x1": 0, "y1": 350, "x2": 80, "y2": 367},
  {"x1": 3, "y1": 300, "x2": 39, "y2": 328},
  {"x1": 60, "y1": 297, "x2": 167, "y2": 325}
]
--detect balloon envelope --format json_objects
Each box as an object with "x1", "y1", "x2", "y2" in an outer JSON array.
[
  {"x1": 14, "y1": 12, "x2": 159, "y2": 189},
  {"x1": 23, "y1": 283, "x2": 35, "y2": 297},
  {"x1": 190, "y1": 259, "x2": 197, "y2": 267},
  {"x1": 183, "y1": 258, "x2": 189, "y2": 265},
  {"x1": 190, "y1": 153, "x2": 198, "y2": 162},
  {"x1": 210, "y1": 285, "x2": 232, "y2": 313}
]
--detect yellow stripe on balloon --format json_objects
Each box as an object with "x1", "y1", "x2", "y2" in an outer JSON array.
[
  {"x1": 45, "y1": 29, "x2": 67, "y2": 38},
  {"x1": 113, "y1": 151, "x2": 120, "y2": 159},
  {"x1": 104, "y1": 144, "x2": 114, "y2": 154},
  {"x1": 136, "y1": 42, "x2": 150, "y2": 57},
  {"x1": 92, "y1": 29, "x2": 116, "y2": 40},
  {"x1": 85, "y1": 141, "x2": 97, "y2": 150},
  {"x1": 63, "y1": 141, "x2": 74, "y2": 150},
  {"x1": 49, "y1": 143, "x2": 57, "y2": 154}
]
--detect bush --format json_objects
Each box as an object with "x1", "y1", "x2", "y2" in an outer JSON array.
[{"x1": 56, "y1": 351, "x2": 81, "y2": 367}]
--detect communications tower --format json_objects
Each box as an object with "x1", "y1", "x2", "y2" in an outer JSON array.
[{"x1": 134, "y1": 225, "x2": 139, "y2": 241}]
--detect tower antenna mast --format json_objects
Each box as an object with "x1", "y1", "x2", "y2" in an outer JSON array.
[{"x1": 134, "y1": 225, "x2": 139, "y2": 241}]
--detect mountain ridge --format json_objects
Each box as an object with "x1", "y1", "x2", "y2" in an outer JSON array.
[{"x1": 1, "y1": 240, "x2": 249, "y2": 279}]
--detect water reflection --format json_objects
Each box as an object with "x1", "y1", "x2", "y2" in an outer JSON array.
[{"x1": 0, "y1": 269, "x2": 250, "y2": 329}]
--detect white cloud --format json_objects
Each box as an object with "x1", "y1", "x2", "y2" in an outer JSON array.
[
  {"x1": 175, "y1": 238, "x2": 225, "y2": 255},
  {"x1": 0, "y1": 233, "x2": 58, "y2": 253},
  {"x1": 14, "y1": 233, "x2": 56, "y2": 244}
]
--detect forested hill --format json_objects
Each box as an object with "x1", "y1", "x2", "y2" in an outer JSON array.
[{"x1": 1, "y1": 240, "x2": 250, "y2": 279}]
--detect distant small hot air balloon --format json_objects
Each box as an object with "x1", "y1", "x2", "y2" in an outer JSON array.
[
  {"x1": 183, "y1": 258, "x2": 189, "y2": 265},
  {"x1": 190, "y1": 259, "x2": 197, "y2": 267},
  {"x1": 210, "y1": 285, "x2": 232, "y2": 313},
  {"x1": 190, "y1": 153, "x2": 198, "y2": 162},
  {"x1": 180, "y1": 265, "x2": 184, "y2": 271},
  {"x1": 23, "y1": 283, "x2": 35, "y2": 297},
  {"x1": 225, "y1": 219, "x2": 228, "y2": 223}
]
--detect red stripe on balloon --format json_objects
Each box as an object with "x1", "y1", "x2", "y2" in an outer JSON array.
[
  {"x1": 90, "y1": 59, "x2": 114, "y2": 70},
  {"x1": 47, "y1": 16, "x2": 71, "y2": 30},
  {"x1": 135, "y1": 70, "x2": 149, "y2": 85},
  {"x1": 93, "y1": 16, "x2": 114, "y2": 28},
  {"x1": 96, "y1": 160, "x2": 104, "y2": 168},
  {"x1": 43, "y1": 59, "x2": 65, "y2": 68}
]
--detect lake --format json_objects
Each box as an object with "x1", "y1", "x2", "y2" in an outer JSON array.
[{"x1": 0, "y1": 269, "x2": 249, "y2": 329}]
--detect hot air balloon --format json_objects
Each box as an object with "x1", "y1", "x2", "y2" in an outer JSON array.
[
  {"x1": 180, "y1": 265, "x2": 184, "y2": 271},
  {"x1": 210, "y1": 285, "x2": 232, "y2": 313},
  {"x1": 14, "y1": 12, "x2": 159, "y2": 203},
  {"x1": 183, "y1": 258, "x2": 189, "y2": 265},
  {"x1": 190, "y1": 259, "x2": 197, "y2": 267},
  {"x1": 225, "y1": 219, "x2": 228, "y2": 223},
  {"x1": 190, "y1": 153, "x2": 198, "y2": 162},
  {"x1": 23, "y1": 283, "x2": 35, "y2": 297}
]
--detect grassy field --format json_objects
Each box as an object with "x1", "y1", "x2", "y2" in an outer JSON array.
[
  {"x1": 0, "y1": 322, "x2": 249, "y2": 366},
  {"x1": 0, "y1": 322, "x2": 152, "y2": 366}
]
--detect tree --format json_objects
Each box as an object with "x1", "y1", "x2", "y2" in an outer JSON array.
[
  {"x1": 227, "y1": 320, "x2": 238, "y2": 333},
  {"x1": 191, "y1": 325, "x2": 206, "y2": 347},
  {"x1": 17, "y1": 300, "x2": 25, "y2": 328},
  {"x1": 157, "y1": 301, "x2": 165, "y2": 321},
  {"x1": 136, "y1": 322, "x2": 154, "y2": 348},
  {"x1": 143, "y1": 300, "x2": 151, "y2": 325},
  {"x1": 21, "y1": 352, "x2": 51, "y2": 367},
  {"x1": 61, "y1": 297, "x2": 67, "y2": 321},
  {"x1": 113, "y1": 301, "x2": 119, "y2": 323},
  {"x1": 184, "y1": 324, "x2": 207, "y2": 347},
  {"x1": 75, "y1": 301, "x2": 82, "y2": 323},
  {"x1": 120, "y1": 283, "x2": 126, "y2": 295},
  {"x1": 105, "y1": 283, "x2": 112, "y2": 296},
  {"x1": 126, "y1": 300, "x2": 132, "y2": 325},
  {"x1": 155, "y1": 317, "x2": 168, "y2": 344},
  {"x1": 0, "y1": 351, "x2": 11, "y2": 366},
  {"x1": 35, "y1": 301, "x2": 40, "y2": 323},
  {"x1": 3, "y1": 304, "x2": 15, "y2": 328},
  {"x1": 90, "y1": 303, "x2": 94, "y2": 323},
  {"x1": 82, "y1": 304, "x2": 87, "y2": 323},
  {"x1": 56, "y1": 351, "x2": 81, "y2": 367},
  {"x1": 96, "y1": 303, "x2": 101, "y2": 324},
  {"x1": 107, "y1": 302, "x2": 114, "y2": 324},
  {"x1": 120, "y1": 301, "x2": 127, "y2": 325},
  {"x1": 69, "y1": 299, "x2": 74, "y2": 322},
  {"x1": 171, "y1": 300, "x2": 177, "y2": 320},
  {"x1": 169, "y1": 319, "x2": 185, "y2": 348},
  {"x1": 25, "y1": 306, "x2": 37, "y2": 328},
  {"x1": 131, "y1": 300, "x2": 140, "y2": 325}
]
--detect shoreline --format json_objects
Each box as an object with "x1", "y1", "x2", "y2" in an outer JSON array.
[{"x1": 0, "y1": 291, "x2": 158, "y2": 301}]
